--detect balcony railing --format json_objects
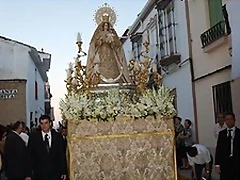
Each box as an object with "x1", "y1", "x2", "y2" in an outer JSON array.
[{"x1": 200, "y1": 20, "x2": 226, "y2": 48}]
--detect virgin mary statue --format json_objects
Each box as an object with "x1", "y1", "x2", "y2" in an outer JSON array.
[{"x1": 86, "y1": 3, "x2": 131, "y2": 84}]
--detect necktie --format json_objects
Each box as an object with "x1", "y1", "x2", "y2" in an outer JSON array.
[
  {"x1": 228, "y1": 129, "x2": 232, "y2": 156},
  {"x1": 45, "y1": 134, "x2": 49, "y2": 151}
]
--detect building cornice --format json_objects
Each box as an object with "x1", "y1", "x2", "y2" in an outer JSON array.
[
  {"x1": 155, "y1": 0, "x2": 172, "y2": 10},
  {"x1": 0, "y1": 79, "x2": 27, "y2": 82},
  {"x1": 130, "y1": 32, "x2": 143, "y2": 42},
  {"x1": 128, "y1": 0, "x2": 157, "y2": 35},
  {"x1": 0, "y1": 35, "x2": 35, "y2": 49}
]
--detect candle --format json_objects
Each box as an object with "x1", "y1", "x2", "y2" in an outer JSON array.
[
  {"x1": 68, "y1": 62, "x2": 73, "y2": 70},
  {"x1": 77, "y1": 32, "x2": 82, "y2": 42},
  {"x1": 144, "y1": 34, "x2": 149, "y2": 43},
  {"x1": 72, "y1": 78, "x2": 78, "y2": 85},
  {"x1": 130, "y1": 52, "x2": 135, "y2": 60},
  {"x1": 66, "y1": 69, "x2": 72, "y2": 79},
  {"x1": 74, "y1": 57, "x2": 79, "y2": 65},
  {"x1": 152, "y1": 63, "x2": 157, "y2": 73},
  {"x1": 74, "y1": 69, "x2": 78, "y2": 77}
]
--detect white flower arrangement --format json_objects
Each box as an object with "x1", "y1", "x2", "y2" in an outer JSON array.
[
  {"x1": 126, "y1": 86, "x2": 176, "y2": 118},
  {"x1": 59, "y1": 85, "x2": 176, "y2": 121}
]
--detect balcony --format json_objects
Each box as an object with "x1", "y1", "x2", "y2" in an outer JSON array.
[
  {"x1": 160, "y1": 53, "x2": 181, "y2": 67},
  {"x1": 200, "y1": 20, "x2": 226, "y2": 49}
]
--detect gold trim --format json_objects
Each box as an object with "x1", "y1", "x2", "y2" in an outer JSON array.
[
  {"x1": 69, "y1": 130, "x2": 174, "y2": 141},
  {"x1": 66, "y1": 115, "x2": 173, "y2": 122}
]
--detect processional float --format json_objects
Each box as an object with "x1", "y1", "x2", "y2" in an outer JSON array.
[{"x1": 60, "y1": 3, "x2": 177, "y2": 180}]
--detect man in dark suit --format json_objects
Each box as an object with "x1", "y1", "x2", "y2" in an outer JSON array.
[
  {"x1": 26, "y1": 115, "x2": 67, "y2": 180},
  {"x1": 215, "y1": 112, "x2": 240, "y2": 180},
  {"x1": 4, "y1": 121, "x2": 27, "y2": 180}
]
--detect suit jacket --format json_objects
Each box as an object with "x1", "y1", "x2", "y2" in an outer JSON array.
[
  {"x1": 215, "y1": 127, "x2": 240, "y2": 171},
  {"x1": 4, "y1": 131, "x2": 27, "y2": 179},
  {"x1": 27, "y1": 129, "x2": 67, "y2": 179}
]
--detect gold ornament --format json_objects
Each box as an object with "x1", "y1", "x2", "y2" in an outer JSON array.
[
  {"x1": 65, "y1": 35, "x2": 100, "y2": 94},
  {"x1": 94, "y1": 3, "x2": 117, "y2": 26},
  {"x1": 128, "y1": 36, "x2": 162, "y2": 93}
]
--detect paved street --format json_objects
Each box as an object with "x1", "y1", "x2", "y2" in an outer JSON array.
[{"x1": 179, "y1": 169, "x2": 219, "y2": 180}]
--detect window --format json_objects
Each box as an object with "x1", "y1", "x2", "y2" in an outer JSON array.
[
  {"x1": 208, "y1": 0, "x2": 223, "y2": 26},
  {"x1": 212, "y1": 81, "x2": 233, "y2": 123},
  {"x1": 158, "y1": 2, "x2": 177, "y2": 58},
  {"x1": 132, "y1": 38, "x2": 142, "y2": 60},
  {"x1": 149, "y1": 28, "x2": 157, "y2": 58}
]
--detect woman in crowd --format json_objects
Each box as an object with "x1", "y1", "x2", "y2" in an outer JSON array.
[
  {"x1": 178, "y1": 119, "x2": 194, "y2": 169},
  {"x1": 174, "y1": 116, "x2": 184, "y2": 167}
]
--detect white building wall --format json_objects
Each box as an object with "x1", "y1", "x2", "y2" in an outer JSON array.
[
  {"x1": 126, "y1": 0, "x2": 194, "y2": 126},
  {"x1": 0, "y1": 38, "x2": 45, "y2": 127},
  {"x1": 143, "y1": 11, "x2": 158, "y2": 59},
  {"x1": 162, "y1": 64, "x2": 194, "y2": 121},
  {"x1": 226, "y1": 0, "x2": 240, "y2": 126},
  {"x1": 161, "y1": 1, "x2": 194, "y2": 122},
  {"x1": 0, "y1": 40, "x2": 29, "y2": 79},
  {"x1": 227, "y1": 0, "x2": 240, "y2": 79},
  {"x1": 131, "y1": 8, "x2": 158, "y2": 59},
  {"x1": 142, "y1": 10, "x2": 158, "y2": 31},
  {"x1": 26, "y1": 58, "x2": 45, "y2": 127}
]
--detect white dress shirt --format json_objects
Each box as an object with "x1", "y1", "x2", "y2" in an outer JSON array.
[
  {"x1": 41, "y1": 131, "x2": 52, "y2": 147},
  {"x1": 20, "y1": 132, "x2": 29, "y2": 146},
  {"x1": 187, "y1": 144, "x2": 211, "y2": 166},
  {"x1": 214, "y1": 123, "x2": 227, "y2": 139}
]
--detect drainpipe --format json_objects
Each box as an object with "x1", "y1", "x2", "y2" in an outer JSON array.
[{"x1": 185, "y1": 0, "x2": 199, "y2": 143}]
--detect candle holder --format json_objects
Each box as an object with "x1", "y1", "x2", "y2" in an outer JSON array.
[
  {"x1": 134, "y1": 38, "x2": 152, "y2": 93},
  {"x1": 76, "y1": 33, "x2": 87, "y2": 58},
  {"x1": 128, "y1": 53, "x2": 137, "y2": 83},
  {"x1": 65, "y1": 63, "x2": 74, "y2": 93},
  {"x1": 65, "y1": 33, "x2": 100, "y2": 94},
  {"x1": 129, "y1": 36, "x2": 162, "y2": 93}
]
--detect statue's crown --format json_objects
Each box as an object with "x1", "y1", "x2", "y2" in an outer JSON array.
[{"x1": 94, "y1": 3, "x2": 117, "y2": 26}]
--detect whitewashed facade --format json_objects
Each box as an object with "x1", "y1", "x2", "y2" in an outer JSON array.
[
  {"x1": 226, "y1": 0, "x2": 240, "y2": 125},
  {"x1": 0, "y1": 36, "x2": 51, "y2": 127},
  {"x1": 124, "y1": 0, "x2": 195, "y2": 128}
]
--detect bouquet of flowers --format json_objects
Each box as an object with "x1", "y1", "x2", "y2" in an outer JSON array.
[
  {"x1": 60, "y1": 85, "x2": 176, "y2": 121},
  {"x1": 124, "y1": 86, "x2": 176, "y2": 118}
]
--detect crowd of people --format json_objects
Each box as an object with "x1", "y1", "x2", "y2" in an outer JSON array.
[
  {"x1": 0, "y1": 115, "x2": 68, "y2": 180},
  {"x1": 175, "y1": 112, "x2": 240, "y2": 180},
  {"x1": 0, "y1": 112, "x2": 239, "y2": 180}
]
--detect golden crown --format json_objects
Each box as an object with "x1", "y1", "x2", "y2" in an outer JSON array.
[{"x1": 94, "y1": 3, "x2": 117, "y2": 26}]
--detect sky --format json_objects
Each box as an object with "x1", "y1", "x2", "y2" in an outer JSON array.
[{"x1": 0, "y1": 0, "x2": 147, "y2": 121}]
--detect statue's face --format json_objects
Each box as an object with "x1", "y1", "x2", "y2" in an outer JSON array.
[{"x1": 103, "y1": 23, "x2": 109, "y2": 30}]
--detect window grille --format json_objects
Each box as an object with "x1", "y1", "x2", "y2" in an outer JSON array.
[
  {"x1": 158, "y1": 2, "x2": 177, "y2": 58},
  {"x1": 212, "y1": 81, "x2": 233, "y2": 123}
]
